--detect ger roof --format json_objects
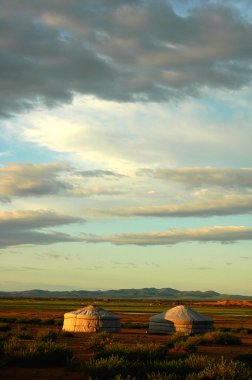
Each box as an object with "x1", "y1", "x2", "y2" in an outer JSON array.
[
  {"x1": 65, "y1": 305, "x2": 119, "y2": 319},
  {"x1": 150, "y1": 305, "x2": 212, "y2": 322}
]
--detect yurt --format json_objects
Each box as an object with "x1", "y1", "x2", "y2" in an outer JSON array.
[
  {"x1": 149, "y1": 305, "x2": 213, "y2": 335},
  {"x1": 62, "y1": 305, "x2": 121, "y2": 333}
]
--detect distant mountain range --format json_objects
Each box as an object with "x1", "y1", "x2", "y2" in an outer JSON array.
[{"x1": 0, "y1": 288, "x2": 251, "y2": 300}]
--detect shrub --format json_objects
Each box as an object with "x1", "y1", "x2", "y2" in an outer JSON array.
[
  {"x1": 14, "y1": 332, "x2": 34, "y2": 340},
  {"x1": 122, "y1": 322, "x2": 149, "y2": 329},
  {"x1": 37, "y1": 329, "x2": 57, "y2": 342},
  {"x1": 82, "y1": 355, "x2": 126, "y2": 379},
  {"x1": 146, "y1": 374, "x2": 181, "y2": 380},
  {"x1": 82, "y1": 352, "x2": 252, "y2": 380},
  {"x1": 19, "y1": 326, "x2": 28, "y2": 331},
  {"x1": 61, "y1": 331, "x2": 74, "y2": 338},
  {"x1": 233, "y1": 327, "x2": 252, "y2": 334},
  {"x1": 218, "y1": 327, "x2": 231, "y2": 332},
  {"x1": 186, "y1": 356, "x2": 252, "y2": 380},
  {"x1": 15, "y1": 317, "x2": 42, "y2": 325},
  {"x1": 202, "y1": 331, "x2": 242, "y2": 345},
  {"x1": 235, "y1": 351, "x2": 252, "y2": 368},
  {"x1": 4, "y1": 337, "x2": 73, "y2": 367},
  {"x1": 95, "y1": 342, "x2": 167, "y2": 361},
  {"x1": 165, "y1": 333, "x2": 187, "y2": 349},
  {"x1": 0, "y1": 324, "x2": 12, "y2": 332},
  {"x1": 42, "y1": 318, "x2": 55, "y2": 325},
  {"x1": 181, "y1": 331, "x2": 242, "y2": 346},
  {"x1": 0, "y1": 340, "x2": 4, "y2": 358},
  {"x1": 0, "y1": 317, "x2": 16, "y2": 323},
  {"x1": 55, "y1": 319, "x2": 63, "y2": 326},
  {"x1": 173, "y1": 340, "x2": 197, "y2": 353},
  {"x1": 87, "y1": 331, "x2": 115, "y2": 349}
]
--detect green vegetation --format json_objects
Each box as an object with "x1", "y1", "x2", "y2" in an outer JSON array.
[
  {"x1": 37, "y1": 329, "x2": 58, "y2": 342},
  {"x1": 82, "y1": 345, "x2": 252, "y2": 379},
  {"x1": 3, "y1": 337, "x2": 73, "y2": 367},
  {"x1": 185, "y1": 331, "x2": 242, "y2": 346},
  {"x1": 1, "y1": 298, "x2": 252, "y2": 318}
]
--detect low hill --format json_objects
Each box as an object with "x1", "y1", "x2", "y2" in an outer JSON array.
[{"x1": 0, "y1": 287, "x2": 251, "y2": 300}]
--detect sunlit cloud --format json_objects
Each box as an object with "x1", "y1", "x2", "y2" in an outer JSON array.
[
  {"x1": 84, "y1": 226, "x2": 252, "y2": 246},
  {"x1": 0, "y1": 162, "x2": 70, "y2": 198},
  {"x1": 93, "y1": 194, "x2": 252, "y2": 218}
]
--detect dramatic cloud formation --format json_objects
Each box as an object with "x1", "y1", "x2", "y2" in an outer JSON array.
[
  {"x1": 1, "y1": 1, "x2": 252, "y2": 116},
  {"x1": 0, "y1": 210, "x2": 84, "y2": 249},
  {"x1": 84, "y1": 226, "x2": 252, "y2": 246},
  {"x1": 1, "y1": 1, "x2": 252, "y2": 294}
]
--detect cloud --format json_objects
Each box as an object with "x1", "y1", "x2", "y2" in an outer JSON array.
[
  {"x1": 94, "y1": 194, "x2": 252, "y2": 217},
  {"x1": 1, "y1": 266, "x2": 46, "y2": 271},
  {"x1": 149, "y1": 167, "x2": 252, "y2": 188},
  {"x1": 1, "y1": 1, "x2": 252, "y2": 116},
  {"x1": 0, "y1": 162, "x2": 71, "y2": 198},
  {"x1": 0, "y1": 210, "x2": 84, "y2": 249},
  {"x1": 76, "y1": 170, "x2": 122, "y2": 178},
  {"x1": 0, "y1": 162, "x2": 124, "y2": 199},
  {"x1": 43, "y1": 251, "x2": 61, "y2": 259},
  {"x1": 84, "y1": 226, "x2": 252, "y2": 246}
]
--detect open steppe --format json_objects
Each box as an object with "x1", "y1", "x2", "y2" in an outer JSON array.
[{"x1": 1, "y1": 299, "x2": 252, "y2": 379}]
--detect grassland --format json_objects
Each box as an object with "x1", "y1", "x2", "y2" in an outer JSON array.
[{"x1": 0, "y1": 298, "x2": 252, "y2": 379}]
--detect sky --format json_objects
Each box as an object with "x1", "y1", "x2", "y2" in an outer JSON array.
[{"x1": 1, "y1": 0, "x2": 252, "y2": 295}]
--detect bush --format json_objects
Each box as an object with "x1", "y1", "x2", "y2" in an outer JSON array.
[
  {"x1": 177, "y1": 331, "x2": 242, "y2": 347},
  {"x1": 87, "y1": 331, "x2": 115, "y2": 349},
  {"x1": 14, "y1": 332, "x2": 34, "y2": 340},
  {"x1": 0, "y1": 324, "x2": 12, "y2": 332},
  {"x1": 55, "y1": 319, "x2": 63, "y2": 326},
  {"x1": 95, "y1": 342, "x2": 167, "y2": 361},
  {"x1": 173, "y1": 340, "x2": 197, "y2": 353},
  {"x1": 165, "y1": 333, "x2": 187, "y2": 349},
  {"x1": 201, "y1": 331, "x2": 242, "y2": 345},
  {"x1": 3, "y1": 337, "x2": 73, "y2": 367},
  {"x1": 232, "y1": 327, "x2": 252, "y2": 334},
  {"x1": 61, "y1": 331, "x2": 74, "y2": 338},
  {"x1": 0, "y1": 317, "x2": 16, "y2": 323},
  {"x1": 81, "y1": 344, "x2": 252, "y2": 380},
  {"x1": 122, "y1": 322, "x2": 149, "y2": 329},
  {"x1": 15, "y1": 317, "x2": 42, "y2": 325},
  {"x1": 42, "y1": 318, "x2": 55, "y2": 325},
  {"x1": 37, "y1": 329, "x2": 57, "y2": 342},
  {"x1": 235, "y1": 351, "x2": 252, "y2": 368},
  {"x1": 186, "y1": 356, "x2": 252, "y2": 379}
]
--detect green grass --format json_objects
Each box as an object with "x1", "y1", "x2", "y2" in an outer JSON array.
[{"x1": 0, "y1": 299, "x2": 252, "y2": 317}]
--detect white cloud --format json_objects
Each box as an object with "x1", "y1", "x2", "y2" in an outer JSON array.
[{"x1": 20, "y1": 94, "x2": 252, "y2": 170}]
